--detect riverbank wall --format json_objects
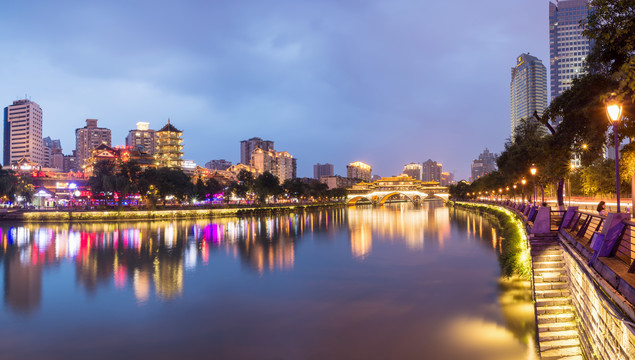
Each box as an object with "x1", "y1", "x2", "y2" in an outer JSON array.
[{"x1": 0, "y1": 203, "x2": 346, "y2": 223}]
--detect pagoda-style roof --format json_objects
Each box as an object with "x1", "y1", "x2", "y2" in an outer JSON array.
[{"x1": 158, "y1": 122, "x2": 182, "y2": 133}]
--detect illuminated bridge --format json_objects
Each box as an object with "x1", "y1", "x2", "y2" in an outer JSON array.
[{"x1": 347, "y1": 175, "x2": 449, "y2": 206}]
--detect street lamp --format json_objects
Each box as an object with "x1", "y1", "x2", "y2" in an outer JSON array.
[
  {"x1": 607, "y1": 101, "x2": 623, "y2": 212},
  {"x1": 513, "y1": 184, "x2": 517, "y2": 201},
  {"x1": 521, "y1": 178, "x2": 526, "y2": 202},
  {"x1": 569, "y1": 164, "x2": 575, "y2": 207},
  {"x1": 530, "y1": 165, "x2": 537, "y2": 206}
]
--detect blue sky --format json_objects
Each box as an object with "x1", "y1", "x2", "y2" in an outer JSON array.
[{"x1": 0, "y1": 0, "x2": 549, "y2": 180}]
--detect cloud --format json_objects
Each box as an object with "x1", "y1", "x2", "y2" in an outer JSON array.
[{"x1": 0, "y1": 0, "x2": 548, "y2": 178}]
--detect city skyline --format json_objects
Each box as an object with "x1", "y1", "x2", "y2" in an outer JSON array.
[{"x1": 0, "y1": 0, "x2": 550, "y2": 179}]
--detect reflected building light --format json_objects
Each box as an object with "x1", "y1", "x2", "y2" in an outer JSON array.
[
  {"x1": 165, "y1": 224, "x2": 174, "y2": 249},
  {"x1": 67, "y1": 231, "x2": 81, "y2": 258},
  {"x1": 184, "y1": 242, "x2": 197, "y2": 270},
  {"x1": 491, "y1": 228, "x2": 497, "y2": 250},
  {"x1": 350, "y1": 224, "x2": 372, "y2": 259},
  {"x1": 134, "y1": 269, "x2": 151, "y2": 303},
  {"x1": 153, "y1": 257, "x2": 183, "y2": 300},
  {"x1": 201, "y1": 241, "x2": 209, "y2": 265}
]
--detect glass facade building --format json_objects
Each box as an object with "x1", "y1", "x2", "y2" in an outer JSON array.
[
  {"x1": 510, "y1": 53, "x2": 548, "y2": 140},
  {"x1": 549, "y1": 0, "x2": 591, "y2": 100}
]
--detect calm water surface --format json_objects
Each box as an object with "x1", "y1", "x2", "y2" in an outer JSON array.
[{"x1": 0, "y1": 203, "x2": 537, "y2": 359}]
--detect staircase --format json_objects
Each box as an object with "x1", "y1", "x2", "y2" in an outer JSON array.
[{"x1": 530, "y1": 233, "x2": 583, "y2": 360}]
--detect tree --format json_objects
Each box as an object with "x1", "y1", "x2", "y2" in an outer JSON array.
[
  {"x1": 89, "y1": 160, "x2": 118, "y2": 200},
  {"x1": 254, "y1": 171, "x2": 281, "y2": 204},
  {"x1": 581, "y1": 159, "x2": 616, "y2": 195},
  {"x1": 283, "y1": 178, "x2": 307, "y2": 199}
]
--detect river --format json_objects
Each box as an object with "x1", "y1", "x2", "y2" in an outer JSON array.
[{"x1": 0, "y1": 203, "x2": 537, "y2": 359}]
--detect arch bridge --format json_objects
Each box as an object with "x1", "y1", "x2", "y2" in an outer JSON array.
[{"x1": 347, "y1": 175, "x2": 449, "y2": 206}]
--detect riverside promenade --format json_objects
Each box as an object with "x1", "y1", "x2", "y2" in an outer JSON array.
[{"x1": 461, "y1": 200, "x2": 635, "y2": 360}]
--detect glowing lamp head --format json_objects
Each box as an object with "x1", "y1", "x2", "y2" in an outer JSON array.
[
  {"x1": 521, "y1": 179, "x2": 526, "y2": 185},
  {"x1": 530, "y1": 166, "x2": 537, "y2": 176},
  {"x1": 506, "y1": 186, "x2": 509, "y2": 191},
  {"x1": 513, "y1": 184, "x2": 517, "y2": 189},
  {"x1": 607, "y1": 103, "x2": 623, "y2": 124}
]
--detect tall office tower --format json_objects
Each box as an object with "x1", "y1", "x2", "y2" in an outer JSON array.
[
  {"x1": 422, "y1": 159, "x2": 442, "y2": 182},
  {"x1": 75, "y1": 119, "x2": 111, "y2": 168},
  {"x1": 155, "y1": 120, "x2": 184, "y2": 169},
  {"x1": 240, "y1": 137, "x2": 274, "y2": 165},
  {"x1": 313, "y1": 163, "x2": 334, "y2": 179},
  {"x1": 403, "y1": 162, "x2": 422, "y2": 180},
  {"x1": 549, "y1": 0, "x2": 591, "y2": 101},
  {"x1": 126, "y1": 122, "x2": 157, "y2": 154},
  {"x1": 510, "y1": 53, "x2": 548, "y2": 140},
  {"x1": 42, "y1": 136, "x2": 61, "y2": 168},
  {"x1": 346, "y1": 161, "x2": 372, "y2": 182},
  {"x1": 471, "y1": 148, "x2": 497, "y2": 181},
  {"x1": 205, "y1": 159, "x2": 232, "y2": 171},
  {"x1": 3, "y1": 99, "x2": 44, "y2": 166}
]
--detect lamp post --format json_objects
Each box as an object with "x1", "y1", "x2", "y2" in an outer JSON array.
[
  {"x1": 569, "y1": 164, "x2": 575, "y2": 207},
  {"x1": 607, "y1": 102, "x2": 623, "y2": 212},
  {"x1": 530, "y1": 165, "x2": 537, "y2": 206},
  {"x1": 513, "y1": 184, "x2": 517, "y2": 202},
  {"x1": 521, "y1": 178, "x2": 526, "y2": 203}
]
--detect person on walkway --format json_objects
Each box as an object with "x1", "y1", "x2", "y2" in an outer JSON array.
[{"x1": 597, "y1": 201, "x2": 608, "y2": 216}]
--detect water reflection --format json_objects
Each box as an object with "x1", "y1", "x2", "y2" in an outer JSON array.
[
  {"x1": 348, "y1": 201, "x2": 450, "y2": 258},
  {"x1": 0, "y1": 205, "x2": 537, "y2": 359},
  {"x1": 0, "y1": 209, "x2": 345, "y2": 311}
]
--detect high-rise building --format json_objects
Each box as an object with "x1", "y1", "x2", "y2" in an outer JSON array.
[
  {"x1": 126, "y1": 122, "x2": 157, "y2": 155},
  {"x1": 510, "y1": 53, "x2": 548, "y2": 140},
  {"x1": 471, "y1": 148, "x2": 497, "y2": 181},
  {"x1": 422, "y1": 159, "x2": 442, "y2": 182},
  {"x1": 155, "y1": 120, "x2": 184, "y2": 169},
  {"x1": 240, "y1": 137, "x2": 273, "y2": 165},
  {"x1": 549, "y1": 0, "x2": 591, "y2": 101},
  {"x1": 75, "y1": 119, "x2": 111, "y2": 168},
  {"x1": 205, "y1": 159, "x2": 232, "y2": 171},
  {"x1": 403, "y1": 163, "x2": 422, "y2": 180},
  {"x1": 346, "y1": 161, "x2": 372, "y2": 182},
  {"x1": 3, "y1": 99, "x2": 44, "y2": 166},
  {"x1": 42, "y1": 136, "x2": 61, "y2": 168},
  {"x1": 313, "y1": 163, "x2": 334, "y2": 179},
  {"x1": 250, "y1": 148, "x2": 296, "y2": 182}
]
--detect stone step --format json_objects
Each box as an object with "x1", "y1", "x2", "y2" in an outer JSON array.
[
  {"x1": 533, "y1": 267, "x2": 567, "y2": 275},
  {"x1": 537, "y1": 313, "x2": 575, "y2": 324},
  {"x1": 536, "y1": 305, "x2": 574, "y2": 315},
  {"x1": 541, "y1": 346, "x2": 582, "y2": 360},
  {"x1": 533, "y1": 261, "x2": 565, "y2": 269},
  {"x1": 534, "y1": 282, "x2": 569, "y2": 291},
  {"x1": 538, "y1": 322, "x2": 577, "y2": 333},
  {"x1": 535, "y1": 289, "x2": 571, "y2": 298},
  {"x1": 531, "y1": 247, "x2": 561, "y2": 252},
  {"x1": 540, "y1": 338, "x2": 580, "y2": 351},
  {"x1": 538, "y1": 329, "x2": 579, "y2": 342},
  {"x1": 531, "y1": 253, "x2": 564, "y2": 263},
  {"x1": 536, "y1": 297, "x2": 572, "y2": 307}
]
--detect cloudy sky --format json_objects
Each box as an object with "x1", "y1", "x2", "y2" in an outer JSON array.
[{"x1": 0, "y1": 0, "x2": 549, "y2": 180}]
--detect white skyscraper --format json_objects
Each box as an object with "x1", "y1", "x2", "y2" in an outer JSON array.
[
  {"x1": 3, "y1": 99, "x2": 44, "y2": 166},
  {"x1": 549, "y1": 0, "x2": 592, "y2": 100},
  {"x1": 510, "y1": 53, "x2": 548, "y2": 140}
]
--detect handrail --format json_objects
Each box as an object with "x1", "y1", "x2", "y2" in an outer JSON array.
[{"x1": 470, "y1": 199, "x2": 635, "y2": 270}]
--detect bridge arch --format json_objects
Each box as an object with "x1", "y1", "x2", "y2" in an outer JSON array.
[
  {"x1": 379, "y1": 192, "x2": 416, "y2": 206},
  {"x1": 347, "y1": 196, "x2": 372, "y2": 205}
]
